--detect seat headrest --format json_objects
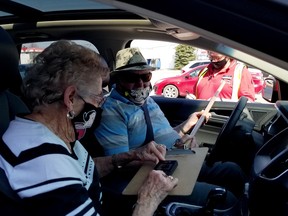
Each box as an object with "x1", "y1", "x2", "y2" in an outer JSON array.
[{"x1": 0, "y1": 26, "x2": 22, "y2": 93}]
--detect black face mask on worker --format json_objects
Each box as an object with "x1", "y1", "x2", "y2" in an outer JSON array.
[{"x1": 212, "y1": 58, "x2": 228, "y2": 69}]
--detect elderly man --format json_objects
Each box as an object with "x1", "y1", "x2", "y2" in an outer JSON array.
[{"x1": 192, "y1": 51, "x2": 255, "y2": 101}]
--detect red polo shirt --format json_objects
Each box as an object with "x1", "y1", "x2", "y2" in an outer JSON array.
[{"x1": 194, "y1": 60, "x2": 255, "y2": 101}]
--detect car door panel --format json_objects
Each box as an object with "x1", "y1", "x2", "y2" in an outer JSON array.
[
  {"x1": 152, "y1": 96, "x2": 277, "y2": 145},
  {"x1": 181, "y1": 76, "x2": 196, "y2": 95}
]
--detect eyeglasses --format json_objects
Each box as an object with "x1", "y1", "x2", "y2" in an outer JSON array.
[
  {"x1": 88, "y1": 92, "x2": 106, "y2": 107},
  {"x1": 80, "y1": 92, "x2": 106, "y2": 107},
  {"x1": 120, "y1": 72, "x2": 152, "y2": 83}
]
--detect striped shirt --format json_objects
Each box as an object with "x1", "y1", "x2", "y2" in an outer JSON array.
[
  {"x1": 0, "y1": 117, "x2": 102, "y2": 215},
  {"x1": 94, "y1": 89, "x2": 180, "y2": 156}
]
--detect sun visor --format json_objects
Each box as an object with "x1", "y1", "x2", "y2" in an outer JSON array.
[{"x1": 149, "y1": 18, "x2": 199, "y2": 40}]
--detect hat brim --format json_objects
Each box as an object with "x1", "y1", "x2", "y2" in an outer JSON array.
[{"x1": 111, "y1": 64, "x2": 155, "y2": 75}]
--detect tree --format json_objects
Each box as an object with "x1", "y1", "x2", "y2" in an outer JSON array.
[{"x1": 174, "y1": 44, "x2": 196, "y2": 70}]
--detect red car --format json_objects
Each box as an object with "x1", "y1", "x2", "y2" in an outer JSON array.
[
  {"x1": 153, "y1": 65, "x2": 206, "y2": 98},
  {"x1": 247, "y1": 67, "x2": 264, "y2": 94},
  {"x1": 153, "y1": 64, "x2": 264, "y2": 98}
]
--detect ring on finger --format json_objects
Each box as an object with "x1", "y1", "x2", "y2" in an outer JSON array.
[{"x1": 168, "y1": 175, "x2": 174, "y2": 180}]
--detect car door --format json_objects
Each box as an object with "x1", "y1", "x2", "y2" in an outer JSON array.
[
  {"x1": 180, "y1": 67, "x2": 203, "y2": 94},
  {"x1": 152, "y1": 96, "x2": 276, "y2": 146}
]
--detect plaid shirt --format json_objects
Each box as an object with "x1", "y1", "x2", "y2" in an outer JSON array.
[{"x1": 94, "y1": 88, "x2": 179, "y2": 156}]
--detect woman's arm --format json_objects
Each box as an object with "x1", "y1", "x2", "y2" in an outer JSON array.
[{"x1": 132, "y1": 170, "x2": 178, "y2": 216}]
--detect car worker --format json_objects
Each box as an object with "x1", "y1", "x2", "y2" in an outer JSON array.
[{"x1": 191, "y1": 50, "x2": 255, "y2": 101}]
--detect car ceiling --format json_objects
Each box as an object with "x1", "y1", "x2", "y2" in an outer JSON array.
[
  {"x1": 0, "y1": 0, "x2": 288, "y2": 82},
  {"x1": 99, "y1": 0, "x2": 288, "y2": 82},
  {"x1": 110, "y1": 0, "x2": 288, "y2": 61}
]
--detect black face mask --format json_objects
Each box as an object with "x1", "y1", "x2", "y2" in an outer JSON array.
[
  {"x1": 72, "y1": 102, "x2": 102, "y2": 140},
  {"x1": 212, "y1": 58, "x2": 228, "y2": 69}
]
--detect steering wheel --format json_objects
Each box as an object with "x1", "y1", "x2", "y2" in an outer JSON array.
[
  {"x1": 249, "y1": 127, "x2": 288, "y2": 215},
  {"x1": 206, "y1": 96, "x2": 248, "y2": 166}
]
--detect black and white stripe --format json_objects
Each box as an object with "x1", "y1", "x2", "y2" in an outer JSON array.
[{"x1": 0, "y1": 117, "x2": 101, "y2": 215}]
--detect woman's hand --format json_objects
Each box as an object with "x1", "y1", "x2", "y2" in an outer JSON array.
[
  {"x1": 133, "y1": 170, "x2": 178, "y2": 216},
  {"x1": 134, "y1": 141, "x2": 166, "y2": 164}
]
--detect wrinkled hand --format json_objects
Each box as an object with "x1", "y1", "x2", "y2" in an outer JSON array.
[
  {"x1": 134, "y1": 141, "x2": 166, "y2": 164},
  {"x1": 174, "y1": 135, "x2": 198, "y2": 149},
  {"x1": 136, "y1": 170, "x2": 178, "y2": 213},
  {"x1": 188, "y1": 110, "x2": 211, "y2": 128}
]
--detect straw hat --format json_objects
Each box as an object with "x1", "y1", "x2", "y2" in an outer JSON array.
[{"x1": 111, "y1": 47, "x2": 155, "y2": 75}]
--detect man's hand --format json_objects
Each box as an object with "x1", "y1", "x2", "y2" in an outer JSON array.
[
  {"x1": 174, "y1": 135, "x2": 198, "y2": 149},
  {"x1": 188, "y1": 110, "x2": 211, "y2": 128},
  {"x1": 134, "y1": 141, "x2": 166, "y2": 164}
]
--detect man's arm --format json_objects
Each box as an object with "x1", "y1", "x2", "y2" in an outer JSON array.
[{"x1": 94, "y1": 107, "x2": 130, "y2": 155}]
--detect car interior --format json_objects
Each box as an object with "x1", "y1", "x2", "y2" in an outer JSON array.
[{"x1": 0, "y1": 0, "x2": 287, "y2": 215}]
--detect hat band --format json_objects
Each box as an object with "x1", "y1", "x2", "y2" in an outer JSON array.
[{"x1": 116, "y1": 62, "x2": 148, "y2": 71}]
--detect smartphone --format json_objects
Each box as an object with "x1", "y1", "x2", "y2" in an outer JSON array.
[{"x1": 154, "y1": 160, "x2": 178, "y2": 176}]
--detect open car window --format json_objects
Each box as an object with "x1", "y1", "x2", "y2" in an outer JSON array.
[{"x1": 131, "y1": 39, "x2": 271, "y2": 104}]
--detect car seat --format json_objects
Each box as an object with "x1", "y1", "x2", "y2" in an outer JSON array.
[
  {"x1": 0, "y1": 26, "x2": 30, "y2": 215},
  {"x1": 0, "y1": 26, "x2": 30, "y2": 135}
]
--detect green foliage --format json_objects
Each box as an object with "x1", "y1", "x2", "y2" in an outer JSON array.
[{"x1": 174, "y1": 44, "x2": 196, "y2": 69}]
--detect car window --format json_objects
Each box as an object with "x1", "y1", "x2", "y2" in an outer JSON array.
[
  {"x1": 19, "y1": 40, "x2": 98, "y2": 79},
  {"x1": 131, "y1": 39, "x2": 271, "y2": 104},
  {"x1": 190, "y1": 68, "x2": 202, "y2": 77},
  {"x1": 20, "y1": 40, "x2": 98, "y2": 65}
]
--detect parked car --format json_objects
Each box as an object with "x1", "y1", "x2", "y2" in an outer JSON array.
[
  {"x1": 154, "y1": 64, "x2": 264, "y2": 98},
  {"x1": 154, "y1": 64, "x2": 207, "y2": 98},
  {"x1": 262, "y1": 75, "x2": 278, "y2": 102},
  {"x1": 181, "y1": 60, "x2": 210, "y2": 73},
  {"x1": 0, "y1": 0, "x2": 287, "y2": 215},
  {"x1": 247, "y1": 67, "x2": 264, "y2": 94}
]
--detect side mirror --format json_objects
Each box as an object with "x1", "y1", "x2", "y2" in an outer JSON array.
[{"x1": 262, "y1": 75, "x2": 278, "y2": 102}]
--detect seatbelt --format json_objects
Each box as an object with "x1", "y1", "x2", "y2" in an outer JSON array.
[
  {"x1": 141, "y1": 102, "x2": 154, "y2": 145},
  {"x1": 231, "y1": 63, "x2": 245, "y2": 101}
]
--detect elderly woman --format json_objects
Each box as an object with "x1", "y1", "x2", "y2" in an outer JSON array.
[{"x1": 0, "y1": 40, "x2": 177, "y2": 216}]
